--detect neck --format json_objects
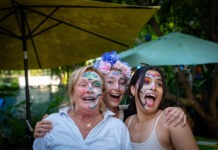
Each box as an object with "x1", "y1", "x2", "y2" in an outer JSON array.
[
  {"x1": 72, "y1": 110, "x2": 100, "y2": 121},
  {"x1": 108, "y1": 106, "x2": 119, "y2": 116},
  {"x1": 136, "y1": 109, "x2": 161, "y2": 123}
]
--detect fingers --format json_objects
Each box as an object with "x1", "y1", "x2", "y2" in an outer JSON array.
[
  {"x1": 33, "y1": 120, "x2": 52, "y2": 138},
  {"x1": 165, "y1": 110, "x2": 180, "y2": 125},
  {"x1": 42, "y1": 114, "x2": 48, "y2": 119},
  {"x1": 182, "y1": 115, "x2": 187, "y2": 127},
  {"x1": 172, "y1": 112, "x2": 184, "y2": 127},
  {"x1": 34, "y1": 130, "x2": 47, "y2": 138},
  {"x1": 164, "y1": 107, "x2": 187, "y2": 127},
  {"x1": 164, "y1": 107, "x2": 178, "y2": 125}
]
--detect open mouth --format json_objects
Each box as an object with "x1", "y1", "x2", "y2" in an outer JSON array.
[
  {"x1": 82, "y1": 94, "x2": 102, "y2": 109},
  {"x1": 110, "y1": 93, "x2": 121, "y2": 98},
  {"x1": 83, "y1": 96, "x2": 96, "y2": 101},
  {"x1": 109, "y1": 93, "x2": 121, "y2": 100},
  {"x1": 144, "y1": 93, "x2": 156, "y2": 108}
]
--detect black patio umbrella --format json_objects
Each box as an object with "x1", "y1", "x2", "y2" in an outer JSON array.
[{"x1": 0, "y1": 0, "x2": 159, "y2": 148}]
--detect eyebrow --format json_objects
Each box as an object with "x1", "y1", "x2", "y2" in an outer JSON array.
[
  {"x1": 107, "y1": 76, "x2": 114, "y2": 79},
  {"x1": 144, "y1": 76, "x2": 162, "y2": 81}
]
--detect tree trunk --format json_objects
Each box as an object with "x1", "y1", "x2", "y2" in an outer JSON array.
[{"x1": 165, "y1": 64, "x2": 218, "y2": 138}]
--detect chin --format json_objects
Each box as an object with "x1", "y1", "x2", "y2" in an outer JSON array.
[{"x1": 108, "y1": 101, "x2": 120, "y2": 108}]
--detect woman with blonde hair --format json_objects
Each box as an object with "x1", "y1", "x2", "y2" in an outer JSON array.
[{"x1": 33, "y1": 65, "x2": 132, "y2": 149}]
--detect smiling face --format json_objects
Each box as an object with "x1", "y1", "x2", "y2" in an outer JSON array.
[
  {"x1": 132, "y1": 70, "x2": 163, "y2": 112},
  {"x1": 72, "y1": 71, "x2": 103, "y2": 110},
  {"x1": 104, "y1": 69, "x2": 127, "y2": 110}
]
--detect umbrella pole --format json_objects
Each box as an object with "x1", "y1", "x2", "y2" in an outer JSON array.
[
  {"x1": 20, "y1": 7, "x2": 33, "y2": 149},
  {"x1": 23, "y1": 50, "x2": 33, "y2": 149},
  {"x1": 175, "y1": 66, "x2": 180, "y2": 106}
]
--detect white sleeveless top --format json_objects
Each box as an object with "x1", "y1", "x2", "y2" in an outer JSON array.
[{"x1": 127, "y1": 113, "x2": 166, "y2": 150}]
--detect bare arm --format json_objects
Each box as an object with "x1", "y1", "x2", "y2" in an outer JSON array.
[
  {"x1": 169, "y1": 123, "x2": 199, "y2": 150},
  {"x1": 33, "y1": 114, "x2": 52, "y2": 138},
  {"x1": 164, "y1": 107, "x2": 187, "y2": 127}
]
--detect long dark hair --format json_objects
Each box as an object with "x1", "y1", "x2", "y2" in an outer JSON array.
[{"x1": 127, "y1": 65, "x2": 166, "y2": 115}]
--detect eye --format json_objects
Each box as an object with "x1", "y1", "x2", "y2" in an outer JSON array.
[
  {"x1": 144, "y1": 78, "x2": 151, "y2": 85},
  {"x1": 93, "y1": 81, "x2": 102, "y2": 88},
  {"x1": 156, "y1": 82, "x2": 163, "y2": 87},
  {"x1": 119, "y1": 78, "x2": 127, "y2": 85},
  {"x1": 106, "y1": 79, "x2": 114, "y2": 84},
  {"x1": 78, "y1": 82, "x2": 86, "y2": 87}
]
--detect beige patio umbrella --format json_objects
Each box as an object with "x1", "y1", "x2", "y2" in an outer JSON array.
[
  {"x1": 0, "y1": 0, "x2": 159, "y2": 69},
  {"x1": 0, "y1": 0, "x2": 159, "y2": 148}
]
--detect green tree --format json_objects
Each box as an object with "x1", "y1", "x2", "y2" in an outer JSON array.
[{"x1": 97, "y1": 0, "x2": 218, "y2": 139}]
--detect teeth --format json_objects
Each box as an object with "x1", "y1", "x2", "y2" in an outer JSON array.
[
  {"x1": 146, "y1": 93, "x2": 156, "y2": 98},
  {"x1": 110, "y1": 93, "x2": 120, "y2": 96},
  {"x1": 83, "y1": 96, "x2": 96, "y2": 101}
]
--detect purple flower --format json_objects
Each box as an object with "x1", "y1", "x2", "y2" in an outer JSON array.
[
  {"x1": 93, "y1": 50, "x2": 132, "y2": 81},
  {"x1": 101, "y1": 50, "x2": 120, "y2": 65}
]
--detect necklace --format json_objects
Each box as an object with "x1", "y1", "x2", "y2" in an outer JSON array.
[{"x1": 71, "y1": 112, "x2": 102, "y2": 129}]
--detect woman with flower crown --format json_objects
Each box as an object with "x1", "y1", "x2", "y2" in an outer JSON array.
[{"x1": 33, "y1": 51, "x2": 187, "y2": 138}]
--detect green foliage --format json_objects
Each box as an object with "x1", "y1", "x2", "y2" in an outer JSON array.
[
  {"x1": 0, "y1": 101, "x2": 26, "y2": 146},
  {"x1": 0, "y1": 91, "x2": 67, "y2": 148},
  {"x1": 46, "y1": 96, "x2": 66, "y2": 114},
  {"x1": 0, "y1": 78, "x2": 19, "y2": 91}
]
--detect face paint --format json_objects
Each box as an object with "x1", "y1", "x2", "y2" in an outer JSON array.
[
  {"x1": 105, "y1": 70, "x2": 127, "y2": 91},
  {"x1": 89, "y1": 93, "x2": 102, "y2": 109},
  {"x1": 146, "y1": 71, "x2": 161, "y2": 78},
  {"x1": 104, "y1": 70, "x2": 127, "y2": 108},
  {"x1": 77, "y1": 71, "x2": 103, "y2": 109},
  {"x1": 138, "y1": 70, "x2": 163, "y2": 110},
  {"x1": 82, "y1": 72, "x2": 98, "y2": 81}
]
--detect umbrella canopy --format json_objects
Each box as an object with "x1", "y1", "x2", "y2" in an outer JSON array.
[
  {"x1": 119, "y1": 32, "x2": 218, "y2": 66},
  {"x1": 0, "y1": 0, "x2": 159, "y2": 70}
]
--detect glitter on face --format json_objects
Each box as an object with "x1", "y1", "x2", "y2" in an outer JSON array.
[
  {"x1": 105, "y1": 70, "x2": 127, "y2": 91},
  {"x1": 138, "y1": 70, "x2": 163, "y2": 110},
  {"x1": 104, "y1": 69, "x2": 127, "y2": 108},
  {"x1": 79, "y1": 71, "x2": 103, "y2": 109}
]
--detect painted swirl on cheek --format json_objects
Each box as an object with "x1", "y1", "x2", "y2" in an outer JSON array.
[
  {"x1": 89, "y1": 93, "x2": 102, "y2": 109},
  {"x1": 139, "y1": 85, "x2": 150, "y2": 110}
]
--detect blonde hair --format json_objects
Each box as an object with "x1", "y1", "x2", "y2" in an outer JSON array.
[{"x1": 62, "y1": 65, "x2": 106, "y2": 113}]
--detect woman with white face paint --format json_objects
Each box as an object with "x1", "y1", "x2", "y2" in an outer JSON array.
[
  {"x1": 93, "y1": 51, "x2": 132, "y2": 120},
  {"x1": 33, "y1": 66, "x2": 132, "y2": 150},
  {"x1": 33, "y1": 51, "x2": 187, "y2": 138},
  {"x1": 125, "y1": 65, "x2": 198, "y2": 150}
]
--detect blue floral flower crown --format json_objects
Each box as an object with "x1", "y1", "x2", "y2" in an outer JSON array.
[{"x1": 93, "y1": 51, "x2": 132, "y2": 80}]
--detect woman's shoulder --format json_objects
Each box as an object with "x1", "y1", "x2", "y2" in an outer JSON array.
[
  {"x1": 124, "y1": 114, "x2": 135, "y2": 127},
  {"x1": 105, "y1": 114, "x2": 127, "y2": 128},
  {"x1": 44, "y1": 108, "x2": 68, "y2": 121},
  {"x1": 44, "y1": 112, "x2": 60, "y2": 121}
]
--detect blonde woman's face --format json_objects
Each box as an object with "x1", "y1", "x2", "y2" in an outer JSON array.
[
  {"x1": 104, "y1": 69, "x2": 127, "y2": 109},
  {"x1": 72, "y1": 71, "x2": 103, "y2": 110}
]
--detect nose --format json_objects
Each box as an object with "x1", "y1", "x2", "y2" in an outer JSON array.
[
  {"x1": 87, "y1": 85, "x2": 94, "y2": 93},
  {"x1": 150, "y1": 82, "x2": 156, "y2": 91},
  {"x1": 113, "y1": 82, "x2": 121, "y2": 90}
]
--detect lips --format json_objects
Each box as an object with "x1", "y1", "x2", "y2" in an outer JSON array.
[
  {"x1": 108, "y1": 93, "x2": 122, "y2": 102},
  {"x1": 144, "y1": 93, "x2": 156, "y2": 107},
  {"x1": 109, "y1": 93, "x2": 121, "y2": 99},
  {"x1": 82, "y1": 95, "x2": 97, "y2": 101}
]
